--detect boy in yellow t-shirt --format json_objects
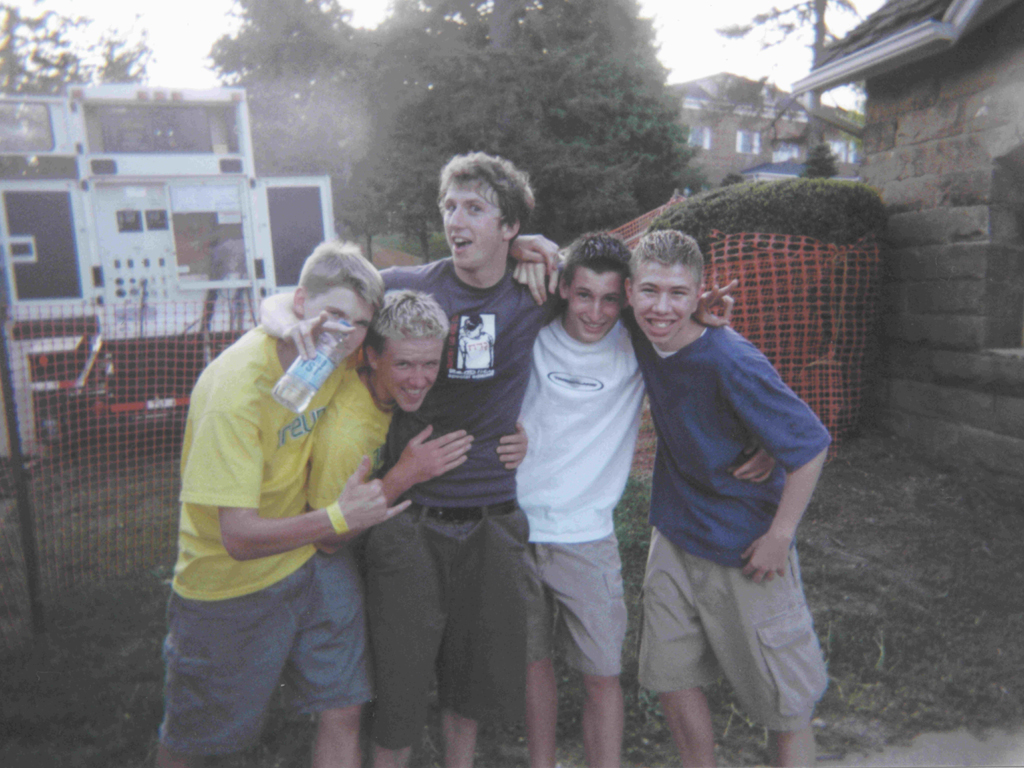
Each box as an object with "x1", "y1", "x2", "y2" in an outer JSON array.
[{"x1": 156, "y1": 245, "x2": 469, "y2": 768}]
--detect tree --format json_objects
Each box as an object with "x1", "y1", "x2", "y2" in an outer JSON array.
[
  {"x1": 213, "y1": 0, "x2": 698, "y2": 253},
  {"x1": 371, "y1": 0, "x2": 694, "y2": 245},
  {"x1": 0, "y1": 4, "x2": 149, "y2": 94},
  {"x1": 801, "y1": 143, "x2": 838, "y2": 178},
  {"x1": 212, "y1": 0, "x2": 383, "y2": 247},
  {"x1": 718, "y1": 0, "x2": 859, "y2": 144}
]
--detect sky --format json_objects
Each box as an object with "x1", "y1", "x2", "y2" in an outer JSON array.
[{"x1": 15, "y1": 0, "x2": 887, "y2": 109}]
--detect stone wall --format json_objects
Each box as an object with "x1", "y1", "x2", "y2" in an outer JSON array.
[{"x1": 859, "y1": 3, "x2": 1024, "y2": 474}]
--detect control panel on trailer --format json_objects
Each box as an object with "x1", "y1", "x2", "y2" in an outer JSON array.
[{"x1": 0, "y1": 85, "x2": 336, "y2": 456}]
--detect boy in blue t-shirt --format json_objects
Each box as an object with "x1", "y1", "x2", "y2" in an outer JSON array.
[{"x1": 625, "y1": 230, "x2": 831, "y2": 767}]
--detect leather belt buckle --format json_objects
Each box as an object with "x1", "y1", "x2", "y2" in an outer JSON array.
[{"x1": 422, "y1": 500, "x2": 516, "y2": 523}]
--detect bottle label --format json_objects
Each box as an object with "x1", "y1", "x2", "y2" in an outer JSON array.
[{"x1": 286, "y1": 352, "x2": 336, "y2": 390}]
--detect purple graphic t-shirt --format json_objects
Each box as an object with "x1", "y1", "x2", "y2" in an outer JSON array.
[{"x1": 382, "y1": 259, "x2": 551, "y2": 506}]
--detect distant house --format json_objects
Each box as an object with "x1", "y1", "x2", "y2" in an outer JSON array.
[
  {"x1": 793, "y1": 0, "x2": 1024, "y2": 474},
  {"x1": 670, "y1": 73, "x2": 861, "y2": 187}
]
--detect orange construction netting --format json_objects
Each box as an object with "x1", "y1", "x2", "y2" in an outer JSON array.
[
  {"x1": 705, "y1": 230, "x2": 881, "y2": 454},
  {"x1": 0, "y1": 224, "x2": 882, "y2": 653}
]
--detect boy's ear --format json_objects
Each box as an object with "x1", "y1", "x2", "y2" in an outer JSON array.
[
  {"x1": 501, "y1": 219, "x2": 520, "y2": 242},
  {"x1": 558, "y1": 275, "x2": 571, "y2": 301},
  {"x1": 292, "y1": 286, "x2": 308, "y2": 320},
  {"x1": 365, "y1": 345, "x2": 380, "y2": 371}
]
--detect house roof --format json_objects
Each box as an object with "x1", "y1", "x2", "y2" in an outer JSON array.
[
  {"x1": 670, "y1": 73, "x2": 795, "y2": 113},
  {"x1": 818, "y1": 0, "x2": 951, "y2": 67},
  {"x1": 740, "y1": 161, "x2": 805, "y2": 177},
  {"x1": 739, "y1": 161, "x2": 860, "y2": 182},
  {"x1": 671, "y1": 72, "x2": 858, "y2": 129},
  {"x1": 792, "y1": 0, "x2": 1018, "y2": 94}
]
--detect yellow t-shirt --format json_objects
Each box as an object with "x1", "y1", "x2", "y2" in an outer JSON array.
[
  {"x1": 172, "y1": 328, "x2": 352, "y2": 601},
  {"x1": 308, "y1": 370, "x2": 393, "y2": 511}
]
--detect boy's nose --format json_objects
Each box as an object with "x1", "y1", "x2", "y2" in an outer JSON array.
[{"x1": 448, "y1": 206, "x2": 467, "y2": 227}]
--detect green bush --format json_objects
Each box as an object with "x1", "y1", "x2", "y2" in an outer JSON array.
[{"x1": 649, "y1": 178, "x2": 886, "y2": 254}]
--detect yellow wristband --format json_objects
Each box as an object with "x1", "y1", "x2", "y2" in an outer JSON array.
[{"x1": 325, "y1": 502, "x2": 349, "y2": 535}]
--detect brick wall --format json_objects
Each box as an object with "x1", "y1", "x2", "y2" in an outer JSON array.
[
  {"x1": 860, "y1": 3, "x2": 1024, "y2": 474},
  {"x1": 680, "y1": 107, "x2": 860, "y2": 186}
]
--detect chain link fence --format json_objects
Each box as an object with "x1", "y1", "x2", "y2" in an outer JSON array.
[{"x1": 0, "y1": 301, "x2": 252, "y2": 652}]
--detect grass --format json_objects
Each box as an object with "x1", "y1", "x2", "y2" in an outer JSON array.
[
  {"x1": 370, "y1": 232, "x2": 450, "y2": 263},
  {"x1": 0, "y1": 427, "x2": 1022, "y2": 766}
]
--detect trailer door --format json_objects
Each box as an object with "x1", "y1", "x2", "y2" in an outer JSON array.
[
  {"x1": 1, "y1": 186, "x2": 83, "y2": 302},
  {"x1": 253, "y1": 177, "x2": 334, "y2": 290}
]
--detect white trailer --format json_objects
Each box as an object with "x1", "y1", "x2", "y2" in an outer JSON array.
[{"x1": 0, "y1": 85, "x2": 336, "y2": 456}]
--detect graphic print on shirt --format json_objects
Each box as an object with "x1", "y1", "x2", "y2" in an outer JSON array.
[
  {"x1": 547, "y1": 372, "x2": 604, "y2": 392},
  {"x1": 449, "y1": 313, "x2": 496, "y2": 380}
]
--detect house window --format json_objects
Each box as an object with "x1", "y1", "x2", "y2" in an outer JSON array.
[
  {"x1": 829, "y1": 139, "x2": 860, "y2": 164},
  {"x1": 773, "y1": 142, "x2": 801, "y2": 162},
  {"x1": 689, "y1": 126, "x2": 712, "y2": 150},
  {"x1": 736, "y1": 130, "x2": 761, "y2": 155}
]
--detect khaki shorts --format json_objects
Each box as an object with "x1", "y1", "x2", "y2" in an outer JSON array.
[
  {"x1": 638, "y1": 528, "x2": 827, "y2": 731},
  {"x1": 525, "y1": 534, "x2": 628, "y2": 677}
]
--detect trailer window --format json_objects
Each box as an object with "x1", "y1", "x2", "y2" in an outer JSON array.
[
  {"x1": 170, "y1": 185, "x2": 246, "y2": 282},
  {"x1": 116, "y1": 210, "x2": 143, "y2": 232},
  {"x1": 87, "y1": 105, "x2": 239, "y2": 154},
  {"x1": 0, "y1": 102, "x2": 54, "y2": 152},
  {"x1": 145, "y1": 209, "x2": 168, "y2": 230}
]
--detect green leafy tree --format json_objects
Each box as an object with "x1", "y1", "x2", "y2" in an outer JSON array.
[
  {"x1": 801, "y1": 142, "x2": 838, "y2": 178},
  {"x1": 373, "y1": 0, "x2": 694, "y2": 245},
  {"x1": 210, "y1": 1, "x2": 374, "y2": 195},
  {"x1": 214, "y1": 0, "x2": 697, "y2": 253},
  {"x1": 0, "y1": 4, "x2": 149, "y2": 94}
]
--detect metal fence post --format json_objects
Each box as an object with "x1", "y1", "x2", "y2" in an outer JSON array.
[{"x1": 0, "y1": 307, "x2": 46, "y2": 635}]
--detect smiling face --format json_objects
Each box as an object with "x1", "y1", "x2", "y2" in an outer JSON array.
[
  {"x1": 294, "y1": 285, "x2": 374, "y2": 360},
  {"x1": 559, "y1": 267, "x2": 625, "y2": 344},
  {"x1": 366, "y1": 336, "x2": 445, "y2": 412},
  {"x1": 626, "y1": 261, "x2": 704, "y2": 354},
  {"x1": 441, "y1": 182, "x2": 519, "y2": 288}
]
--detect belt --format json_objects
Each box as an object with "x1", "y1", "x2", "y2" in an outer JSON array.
[{"x1": 416, "y1": 500, "x2": 517, "y2": 523}]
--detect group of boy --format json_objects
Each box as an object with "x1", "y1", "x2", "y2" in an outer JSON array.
[{"x1": 155, "y1": 151, "x2": 832, "y2": 768}]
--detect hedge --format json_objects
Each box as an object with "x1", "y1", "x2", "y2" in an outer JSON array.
[{"x1": 648, "y1": 178, "x2": 886, "y2": 253}]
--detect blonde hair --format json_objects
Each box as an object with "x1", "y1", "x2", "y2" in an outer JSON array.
[
  {"x1": 630, "y1": 230, "x2": 705, "y2": 284},
  {"x1": 298, "y1": 241, "x2": 385, "y2": 310},
  {"x1": 365, "y1": 290, "x2": 449, "y2": 353}
]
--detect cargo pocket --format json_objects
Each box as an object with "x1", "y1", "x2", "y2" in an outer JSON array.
[{"x1": 755, "y1": 609, "x2": 828, "y2": 718}]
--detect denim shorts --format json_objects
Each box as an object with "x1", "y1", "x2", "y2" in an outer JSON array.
[{"x1": 159, "y1": 550, "x2": 371, "y2": 756}]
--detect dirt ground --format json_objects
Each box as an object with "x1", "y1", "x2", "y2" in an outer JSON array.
[
  {"x1": 0, "y1": 419, "x2": 1021, "y2": 767},
  {"x1": 623, "y1": 410, "x2": 1024, "y2": 766}
]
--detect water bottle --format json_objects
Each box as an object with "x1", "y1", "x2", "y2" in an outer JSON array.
[{"x1": 272, "y1": 321, "x2": 353, "y2": 413}]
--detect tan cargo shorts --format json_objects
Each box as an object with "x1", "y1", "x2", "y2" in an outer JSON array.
[
  {"x1": 525, "y1": 533, "x2": 628, "y2": 677},
  {"x1": 638, "y1": 528, "x2": 828, "y2": 731}
]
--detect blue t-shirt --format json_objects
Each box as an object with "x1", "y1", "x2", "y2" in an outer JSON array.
[
  {"x1": 628, "y1": 318, "x2": 831, "y2": 567},
  {"x1": 382, "y1": 259, "x2": 550, "y2": 506}
]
